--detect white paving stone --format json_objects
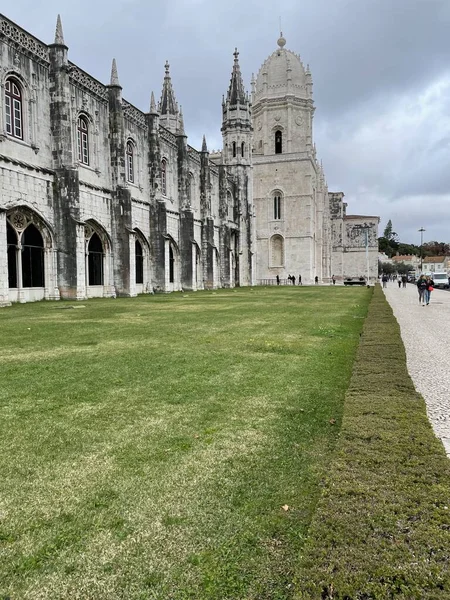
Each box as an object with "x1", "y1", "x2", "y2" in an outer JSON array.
[{"x1": 383, "y1": 283, "x2": 450, "y2": 457}]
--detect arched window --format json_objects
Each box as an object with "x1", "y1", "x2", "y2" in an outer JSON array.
[
  {"x1": 77, "y1": 116, "x2": 89, "y2": 165},
  {"x1": 169, "y1": 244, "x2": 175, "y2": 283},
  {"x1": 5, "y1": 78, "x2": 23, "y2": 139},
  {"x1": 22, "y1": 224, "x2": 44, "y2": 287},
  {"x1": 275, "y1": 130, "x2": 282, "y2": 154},
  {"x1": 126, "y1": 141, "x2": 134, "y2": 183},
  {"x1": 135, "y1": 239, "x2": 143, "y2": 284},
  {"x1": 232, "y1": 141, "x2": 236, "y2": 158},
  {"x1": 88, "y1": 233, "x2": 104, "y2": 285},
  {"x1": 241, "y1": 142, "x2": 245, "y2": 158},
  {"x1": 161, "y1": 159, "x2": 167, "y2": 196},
  {"x1": 7, "y1": 222, "x2": 18, "y2": 288},
  {"x1": 273, "y1": 195, "x2": 282, "y2": 220},
  {"x1": 271, "y1": 235, "x2": 284, "y2": 267}
]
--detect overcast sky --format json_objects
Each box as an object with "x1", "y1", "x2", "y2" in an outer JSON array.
[{"x1": 5, "y1": 0, "x2": 450, "y2": 244}]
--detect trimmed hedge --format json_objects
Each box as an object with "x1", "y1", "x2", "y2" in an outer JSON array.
[{"x1": 295, "y1": 285, "x2": 450, "y2": 599}]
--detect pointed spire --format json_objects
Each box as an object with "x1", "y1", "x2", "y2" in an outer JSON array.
[
  {"x1": 54, "y1": 14, "x2": 65, "y2": 46},
  {"x1": 226, "y1": 48, "x2": 246, "y2": 105},
  {"x1": 110, "y1": 58, "x2": 120, "y2": 87},
  {"x1": 177, "y1": 106, "x2": 185, "y2": 135},
  {"x1": 159, "y1": 60, "x2": 178, "y2": 115},
  {"x1": 202, "y1": 135, "x2": 208, "y2": 153},
  {"x1": 150, "y1": 91, "x2": 158, "y2": 114}
]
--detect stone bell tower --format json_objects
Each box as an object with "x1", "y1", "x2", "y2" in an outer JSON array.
[
  {"x1": 252, "y1": 33, "x2": 324, "y2": 284},
  {"x1": 221, "y1": 49, "x2": 254, "y2": 286}
]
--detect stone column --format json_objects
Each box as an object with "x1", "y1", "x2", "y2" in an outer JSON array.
[
  {"x1": 0, "y1": 211, "x2": 11, "y2": 307},
  {"x1": 128, "y1": 230, "x2": 137, "y2": 298}
]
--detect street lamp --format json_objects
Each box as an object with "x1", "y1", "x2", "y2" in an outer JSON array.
[{"x1": 418, "y1": 227, "x2": 425, "y2": 273}]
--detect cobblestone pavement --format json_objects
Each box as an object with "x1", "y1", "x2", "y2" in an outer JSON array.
[{"x1": 383, "y1": 283, "x2": 450, "y2": 456}]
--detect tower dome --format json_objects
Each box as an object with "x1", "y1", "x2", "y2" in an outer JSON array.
[{"x1": 254, "y1": 35, "x2": 308, "y2": 102}]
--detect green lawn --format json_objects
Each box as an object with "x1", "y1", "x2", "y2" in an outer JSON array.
[{"x1": 0, "y1": 286, "x2": 370, "y2": 599}]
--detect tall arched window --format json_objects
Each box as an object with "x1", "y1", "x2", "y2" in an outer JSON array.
[
  {"x1": 22, "y1": 224, "x2": 44, "y2": 287},
  {"x1": 241, "y1": 142, "x2": 245, "y2": 158},
  {"x1": 88, "y1": 233, "x2": 104, "y2": 285},
  {"x1": 275, "y1": 130, "x2": 282, "y2": 154},
  {"x1": 271, "y1": 235, "x2": 284, "y2": 267},
  {"x1": 77, "y1": 116, "x2": 89, "y2": 165},
  {"x1": 5, "y1": 78, "x2": 23, "y2": 139},
  {"x1": 273, "y1": 195, "x2": 282, "y2": 220},
  {"x1": 161, "y1": 159, "x2": 167, "y2": 196},
  {"x1": 7, "y1": 222, "x2": 18, "y2": 288},
  {"x1": 169, "y1": 245, "x2": 175, "y2": 283},
  {"x1": 126, "y1": 141, "x2": 134, "y2": 183},
  {"x1": 135, "y1": 239, "x2": 143, "y2": 284},
  {"x1": 232, "y1": 141, "x2": 237, "y2": 158}
]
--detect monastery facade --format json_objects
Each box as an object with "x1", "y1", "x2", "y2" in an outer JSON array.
[{"x1": 0, "y1": 15, "x2": 379, "y2": 306}]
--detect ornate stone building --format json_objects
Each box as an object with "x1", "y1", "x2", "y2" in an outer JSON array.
[
  {"x1": 0, "y1": 15, "x2": 378, "y2": 306},
  {"x1": 252, "y1": 34, "x2": 379, "y2": 284}
]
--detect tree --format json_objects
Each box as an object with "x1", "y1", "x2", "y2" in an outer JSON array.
[
  {"x1": 383, "y1": 219, "x2": 399, "y2": 243},
  {"x1": 379, "y1": 261, "x2": 395, "y2": 275},
  {"x1": 422, "y1": 241, "x2": 450, "y2": 256},
  {"x1": 378, "y1": 220, "x2": 400, "y2": 258},
  {"x1": 396, "y1": 263, "x2": 415, "y2": 275}
]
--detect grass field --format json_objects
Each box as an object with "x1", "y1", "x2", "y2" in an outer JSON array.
[{"x1": 0, "y1": 286, "x2": 371, "y2": 599}]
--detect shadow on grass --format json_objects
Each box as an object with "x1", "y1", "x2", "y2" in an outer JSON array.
[{"x1": 295, "y1": 285, "x2": 450, "y2": 600}]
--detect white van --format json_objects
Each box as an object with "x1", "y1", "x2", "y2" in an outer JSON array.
[{"x1": 432, "y1": 272, "x2": 449, "y2": 289}]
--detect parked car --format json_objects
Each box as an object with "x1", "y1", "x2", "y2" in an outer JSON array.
[{"x1": 432, "y1": 272, "x2": 449, "y2": 289}]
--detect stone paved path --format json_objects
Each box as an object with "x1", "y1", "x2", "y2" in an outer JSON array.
[{"x1": 383, "y1": 283, "x2": 450, "y2": 456}]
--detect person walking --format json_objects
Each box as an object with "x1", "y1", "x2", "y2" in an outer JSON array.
[
  {"x1": 417, "y1": 275, "x2": 427, "y2": 305},
  {"x1": 276, "y1": 274, "x2": 280, "y2": 286},
  {"x1": 382, "y1": 274, "x2": 388, "y2": 288},
  {"x1": 315, "y1": 276, "x2": 319, "y2": 285},
  {"x1": 398, "y1": 278, "x2": 402, "y2": 288},
  {"x1": 292, "y1": 275, "x2": 296, "y2": 285},
  {"x1": 332, "y1": 275, "x2": 336, "y2": 285},
  {"x1": 402, "y1": 274, "x2": 407, "y2": 288},
  {"x1": 424, "y1": 276, "x2": 435, "y2": 306},
  {"x1": 298, "y1": 275, "x2": 302, "y2": 286}
]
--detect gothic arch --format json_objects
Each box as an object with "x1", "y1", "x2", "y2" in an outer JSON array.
[
  {"x1": 5, "y1": 207, "x2": 58, "y2": 302},
  {"x1": 270, "y1": 234, "x2": 284, "y2": 267},
  {"x1": 3, "y1": 72, "x2": 31, "y2": 144},
  {"x1": 84, "y1": 220, "x2": 113, "y2": 296},
  {"x1": 270, "y1": 189, "x2": 284, "y2": 221},
  {"x1": 133, "y1": 228, "x2": 150, "y2": 290}
]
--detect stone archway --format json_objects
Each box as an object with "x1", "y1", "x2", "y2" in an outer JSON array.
[{"x1": 5, "y1": 207, "x2": 59, "y2": 303}]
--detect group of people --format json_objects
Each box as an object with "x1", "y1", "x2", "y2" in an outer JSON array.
[
  {"x1": 277, "y1": 274, "x2": 302, "y2": 285},
  {"x1": 416, "y1": 275, "x2": 435, "y2": 306},
  {"x1": 276, "y1": 275, "x2": 330, "y2": 286},
  {"x1": 396, "y1": 275, "x2": 408, "y2": 288}
]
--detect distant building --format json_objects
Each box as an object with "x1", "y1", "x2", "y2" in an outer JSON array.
[
  {"x1": 0, "y1": 15, "x2": 379, "y2": 306},
  {"x1": 391, "y1": 254, "x2": 420, "y2": 268},
  {"x1": 422, "y1": 256, "x2": 450, "y2": 274}
]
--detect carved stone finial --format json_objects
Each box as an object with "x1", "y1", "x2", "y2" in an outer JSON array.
[
  {"x1": 202, "y1": 135, "x2": 208, "y2": 153},
  {"x1": 277, "y1": 32, "x2": 286, "y2": 48},
  {"x1": 110, "y1": 58, "x2": 120, "y2": 87},
  {"x1": 150, "y1": 91, "x2": 158, "y2": 114},
  {"x1": 177, "y1": 106, "x2": 185, "y2": 135},
  {"x1": 54, "y1": 14, "x2": 65, "y2": 46}
]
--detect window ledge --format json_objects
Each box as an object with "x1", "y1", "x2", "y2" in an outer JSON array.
[{"x1": 2, "y1": 134, "x2": 39, "y2": 154}]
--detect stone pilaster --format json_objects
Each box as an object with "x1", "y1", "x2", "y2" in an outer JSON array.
[{"x1": 0, "y1": 211, "x2": 11, "y2": 307}]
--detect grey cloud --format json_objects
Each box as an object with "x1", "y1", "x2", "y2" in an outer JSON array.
[{"x1": 4, "y1": 0, "x2": 450, "y2": 241}]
